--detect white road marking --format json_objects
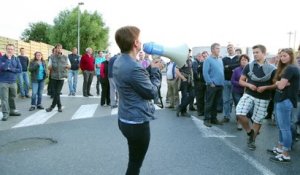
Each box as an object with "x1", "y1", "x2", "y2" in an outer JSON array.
[
  {"x1": 13, "y1": 107, "x2": 64, "y2": 128},
  {"x1": 192, "y1": 116, "x2": 276, "y2": 175},
  {"x1": 42, "y1": 94, "x2": 100, "y2": 98},
  {"x1": 71, "y1": 104, "x2": 98, "y2": 120}
]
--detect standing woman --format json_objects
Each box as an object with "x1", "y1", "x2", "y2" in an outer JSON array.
[
  {"x1": 113, "y1": 26, "x2": 163, "y2": 175},
  {"x1": 231, "y1": 54, "x2": 250, "y2": 130},
  {"x1": 29, "y1": 52, "x2": 47, "y2": 111},
  {"x1": 269, "y1": 48, "x2": 300, "y2": 163},
  {"x1": 46, "y1": 44, "x2": 70, "y2": 112}
]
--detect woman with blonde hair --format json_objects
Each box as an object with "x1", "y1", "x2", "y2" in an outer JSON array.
[
  {"x1": 29, "y1": 52, "x2": 47, "y2": 111},
  {"x1": 268, "y1": 48, "x2": 300, "y2": 163}
]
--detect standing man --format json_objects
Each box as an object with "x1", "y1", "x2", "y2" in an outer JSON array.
[
  {"x1": 203, "y1": 43, "x2": 224, "y2": 127},
  {"x1": 80, "y1": 48, "x2": 95, "y2": 97},
  {"x1": 100, "y1": 53, "x2": 111, "y2": 106},
  {"x1": 95, "y1": 51, "x2": 106, "y2": 96},
  {"x1": 17, "y1": 47, "x2": 30, "y2": 98},
  {"x1": 0, "y1": 44, "x2": 22, "y2": 121},
  {"x1": 46, "y1": 44, "x2": 70, "y2": 112},
  {"x1": 108, "y1": 53, "x2": 119, "y2": 108},
  {"x1": 222, "y1": 44, "x2": 240, "y2": 123},
  {"x1": 192, "y1": 53, "x2": 206, "y2": 116},
  {"x1": 68, "y1": 47, "x2": 80, "y2": 96},
  {"x1": 236, "y1": 45, "x2": 276, "y2": 150},
  {"x1": 114, "y1": 26, "x2": 163, "y2": 175}
]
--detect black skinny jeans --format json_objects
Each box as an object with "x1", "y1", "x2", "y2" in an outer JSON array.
[
  {"x1": 118, "y1": 120, "x2": 150, "y2": 175},
  {"x1": 50, "y1": 79, "x2": 64, "y2": 109}
]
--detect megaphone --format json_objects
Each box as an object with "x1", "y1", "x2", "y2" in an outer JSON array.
[{"x1": 143, "y1": 42, "x2": 189, "y2": 68}]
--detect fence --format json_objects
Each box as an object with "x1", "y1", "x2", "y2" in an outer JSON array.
[{"x1": 0, "y1": 36, "x2": 71, "y2": 59}]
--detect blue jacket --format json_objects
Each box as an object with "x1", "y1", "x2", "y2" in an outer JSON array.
[
  {"x1": 113, "y1": 53, "x2": 161, "y2": 123},
  {"x1": 0, "y1": 54, "x2": 22, "y2": 83},
  {"x1": 108, "y1": 55, "x2": 118, "y2": 78},
  {"x1": 203, "y1": 56, "x2": 224, "y2": 86}
]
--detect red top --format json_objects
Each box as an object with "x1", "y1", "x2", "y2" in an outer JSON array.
[{"x1": 80, "y1": 53, "x2": 95, "y2": 71}]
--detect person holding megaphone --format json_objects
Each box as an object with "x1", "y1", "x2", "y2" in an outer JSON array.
[{"x1": 113, "y1": 26, "x2": 164, "y2": 175}]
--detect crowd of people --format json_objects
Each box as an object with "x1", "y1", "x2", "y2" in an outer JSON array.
[{"x1": 1, "y1": 29, "x2": 300, "y2": 174}]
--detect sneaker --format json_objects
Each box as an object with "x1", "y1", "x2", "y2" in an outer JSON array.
[
  {"x1": 269, "y1": 154, "x2": 291, "y2": 163},
  {"x1": 211, "y1": 119, "x2": 223, "y2": 125},
  {"x1": 58, "y1": 108, "x2": 62, "y2": 112},
  {"x1": 203, "y1": 120, "x2": 212, "y2": 127},
  {"x1": 9, "y1": 111, "x2": 21, "y2": 116},
  {"x1": 29, "y1": 106, "x2": 35, "y2": 111},
  {"x1": 248, "y1": 141, "x2": 256, "y2": 150},
  {"x1": 1, "y1": 115, "x2": 8, "y2": 121},
  {"x1": 46, "y1": 107, "x2": 53, "y2": 112},
  {"x1": 267, "y1": 147, "x2": 283, "y2": 156},
  {"x1": 37, "y1": 105, "x2": 44, "y2": 110}
]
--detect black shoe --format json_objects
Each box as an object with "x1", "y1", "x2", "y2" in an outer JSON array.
[
  {"x1": 181, "y1": 112, "x2": 191, "y2": 117},
  {"x1": 83, "y1": 94, "x2": 89, "y2": 97},
  {"x1": 29, "y1": 106, "x2": 35, "y2": 111},
  {"x1": 247, "y1": 129, "x2": 255, "y2": 144},
  {"x1": 46, "y1": 107, "x2": 53, "y2": 112},
  {"x1": 1, "y1": 115, "x2": 8, "y2": 121},
  {"x1": 211, "y1": 119, "x2": 223, "y2": 125},
  {"x1": 203, "y1": 120, "x2": 212, "y2": 127},
  {"x1": 222, "y1": 118, "x2": 230, "y2": 123},
  {"x1": 25, "y1": 95, "x2": 30, "y2": 98},
  {"x1": 9, "y1": 112, "x2": 21, "y2": 116},
  {"x1": 37, "y1": 105, "x2": 44, "y2": 110},
  {"x1": 88, "y1": 93, "x2": 93, "y2": 96},
  {"x1": 58, "y1": 108, "x2": 62, "y2": 112}
]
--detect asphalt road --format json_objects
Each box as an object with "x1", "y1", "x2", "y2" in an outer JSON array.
[{"x1": 0, "y1": 75, "x2": 299, "y2": 175}]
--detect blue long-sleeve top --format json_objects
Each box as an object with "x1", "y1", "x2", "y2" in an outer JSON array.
[
  {"x1": 203, "y1": 55, "x2": 224, "y2": 86},
  {"x1": 0, "y1": 54, "x2": 22, "y2": 83}
]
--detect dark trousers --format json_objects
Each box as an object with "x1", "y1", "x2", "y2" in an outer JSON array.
[
  {"x1": 100, "y1": 78, "x2": 110, "y2": 105},
  {"x1": 82, "y1": 70, "x2": 94, "y2": 96},
  {"x1": 194, "y1": 81, "x2": 206, "y2": 114},
  {"x1": 204, "y1": 86, "x2": 223, "y2": 120},
  {"x1": 50, "y1": 79, "x2": 64, "y2": 108},
  {"x1": 179, "y1": 81, "x2": 195, "y2": 113},
  {"x1": 47, "y1": 75, "x2": 54, "y2": 96},
  {"x1": 118, "y1": 120, "x2": 150, "y2": 175},
  {"x1": 96, "y1": 75, "x2": 101, "y2": 95}
]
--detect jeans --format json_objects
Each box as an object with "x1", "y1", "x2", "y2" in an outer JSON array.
[
  {"x1": 204, "y1": 86, "x2": 223, "y2": 120},
  {"x1": 118, "y1": 120, "x2": 150, "y2": 175},
  {"x1": 68, "y1": 70, "x2": 78, "y2": 94},
  {"x1": 50, "y1": 79, "x2": 64, "y2": 108},
  {"x1": 223, "y1": 80, "x2": 233, "y2": 118},
  {"x1": 109, "y1": 78, "x2": 118, "y2": 106},
  {"x1": 0, "y1": 83, "x2": 17, "y2": 116},
  {"x1": 31, "y1": 80, "x2": 45, "y2": 106},
  {"x1": 275, "y1": 99, "x2": 293, "y2": 151},
  {"x1": 17, "y1": 72, "x2": 30, "y2": 96},
  {"x1": 232, "y1": 92, "x2": 243, "y2": 107}
]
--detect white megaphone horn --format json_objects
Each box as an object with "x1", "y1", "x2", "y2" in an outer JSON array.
[{"x1": 143, "y1": 42, "x2": 189, "y2": 68}]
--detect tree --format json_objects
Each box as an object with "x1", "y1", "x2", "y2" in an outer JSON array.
[
  {"x1": 50, "y1": 8, "x2": 109, "y2": 54},
  {"x1": 21, "y1": 22, "x2": 52, "y2": 43}
]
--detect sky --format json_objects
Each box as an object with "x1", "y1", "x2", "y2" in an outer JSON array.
[{"x1": 0, "y1": 0, "x2": 299, "y2": 55}]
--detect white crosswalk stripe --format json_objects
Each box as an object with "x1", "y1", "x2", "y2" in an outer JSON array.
[
  {"x1": 71, "y1": 104, "x2": 98, "y2": 120},
  {"x1": 13, "y1": 107, "x2": 65, "y2": 128}
]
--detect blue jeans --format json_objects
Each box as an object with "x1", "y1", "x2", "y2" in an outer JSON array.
[
  {"x1": 275, "y1": 99, "x2": 293, "y2": 151},
  {"x1": 17, "y1": 72, "x2": 30, "y2": 96},
  {"x1": 31, "y1": 80, "x2": 45, "y2": 106},
  {"x1": 223, "y1": 80, "x2": 232, "y2": 118},
  {"x1": 68, "y1": 70, "x2": 78, "y2": 94}
]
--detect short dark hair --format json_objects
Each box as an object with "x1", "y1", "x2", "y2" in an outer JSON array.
[
  {"x1": 239, "y1": 54, "x2": 250, "y2": 63},
  {"x1": 115, "y1": 26, "x2": 140, "y2": 53},
  {"x1": 252, "y1": 44, "x2": 266, "y2": 54},
  {"x1": 210, "y1": 43, "x2": 220, "y2": 52},
  {"x1": 20, "y1": 47, "x2": 24, "y2": 51}
]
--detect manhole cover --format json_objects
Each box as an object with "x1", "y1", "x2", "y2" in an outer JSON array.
[{"x1": 0, "y1": 137, "x2": 57, "y2": 154}]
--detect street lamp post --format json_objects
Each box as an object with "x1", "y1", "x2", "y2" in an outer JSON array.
[{"x1": 77, "y1": 2, "x2": 84, "y2": 55}]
